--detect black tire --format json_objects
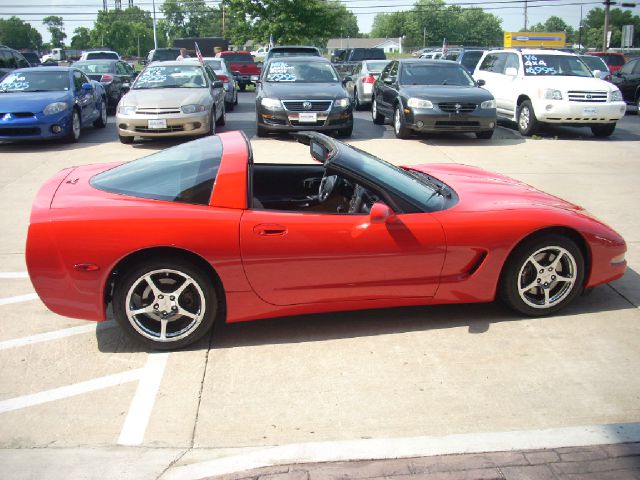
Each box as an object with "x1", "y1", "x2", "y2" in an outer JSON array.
[
  {"x1": 372, "y1": 97, "x2": 385, "y2": 125},
  {"x1": 256, "y1": 125, "x2": 268, "y2": 137},
  {"x1": 591, "y1": 123, "x2": 616, "y2": 137},
  {"x1": 239, "y1": 83, "x2": 246, "y2": 92},
  {"x1": 234, "y1": 90, "x2": 238, "y2": 105},
  {"x1": 112, "y1": 258, "x2": 218, "y2": 350},
  {"x1": 94, "y1": 98, "x2": 107, "y2": 129},
  {"x1": 226, "y1": 100, "x2": 235, "y2": 112},
  {"x1": 353, "y1": 89, "x2": 362, "y2": 111},
  {"x1": 475, "y1": 130, "x2": 494, "y2": 139},
  {"x1": 337, "y1": 124, "x2": 353, "y2": 137},
  {"x1": 517, "y1": 100, "x2": 539, "y2": 136},
  {"x1": 207, "y1": 109, "x2": 216, "y2": 136},
  {"x1": 216, "y1": 104, "x2": 226, "y2": 126},
  {"x1": 65, "y1": 109, "x2": 81, "y2": 143},
  {"x1": 119, "y1": 134, "x2": 134, "y2": 144},
  {"x1": 499, "y1": 234, "x2": 585, "y2": 317},
  {"x1": 393, "y1": 104, "x2": 411, "y2": 139}
]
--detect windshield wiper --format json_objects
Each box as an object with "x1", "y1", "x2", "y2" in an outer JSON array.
[{"x1": 408, "y1": 170, "x2": 451, "y2": 198}]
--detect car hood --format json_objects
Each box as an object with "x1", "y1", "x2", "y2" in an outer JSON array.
[
  {"x1": 261, "y1": 82, "x2": 349, "y2": 100},
  {"x1": 400, "y1": 85, "x2": 493, "y2": 102},
  {"x1": 0, "y1": 91, "x2": 70, "y2": 113},
  {"x1": 122, "y1": 88, "x2": 210, "y2": 108},
  {"x1": 522, "y1": 75, "x2": 615, "y2": 92},
  {"x1": 407, "y1": 163, "x2": 584, "y2": 213}
]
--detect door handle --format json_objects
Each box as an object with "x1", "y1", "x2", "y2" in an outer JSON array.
[{"x1": 253, "y1": 224, "x2": 288, "y2": 236}]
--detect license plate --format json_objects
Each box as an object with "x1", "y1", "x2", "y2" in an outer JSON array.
[
  {"x1": 583, "y1": 107, "x2": 597, "y2": 115},
  {"x1": 148, "y1": 119, "x2": 167, "y2": 129},
  {"x1": 298, "y1": 112, "x2": 317, "y2": 123}
]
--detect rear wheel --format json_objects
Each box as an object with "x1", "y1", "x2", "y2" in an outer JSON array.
[
  {"x1": 372, "y1": 97, "x2": 384, "y2": 124},
  {"x1": 591, "y1": 123, "x2": 616, "y2": 137},
  {"x1": 517, "y1": 100, "x2": 539, "y2": 136},
  {"x1": 500, "y1": 234, "x2": 584, "y2": 316},
  {"x1": 353, "y1": 89, "x2": 361, "y2": 111},
  {"x1": 112, "y1": 259, "x2": 218, "y2": 350}
]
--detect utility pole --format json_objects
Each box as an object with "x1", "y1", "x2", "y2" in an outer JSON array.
[
  {"x1": 103, "y1": 0, "x2": 108, "y2": 11},
  {"x1": 603, "y1": 0, "x2": 613, "y2": 51},
  {"x1": 524, "y1": 0, "x2": 528, "y2": 30},
  {"x1": 423, "y1": 27, "x2": 426, "y2": 48},
  {"x1": 115, "y1": 0, "x2": 121, "y2": 9},
  {"x1": 152, "y1": 0, "x2": 158, "y2": 50}
]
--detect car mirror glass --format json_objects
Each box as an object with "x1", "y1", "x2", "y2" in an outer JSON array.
[{"x1": 81, "y1": 82, "x2": 93, "y2": 91}]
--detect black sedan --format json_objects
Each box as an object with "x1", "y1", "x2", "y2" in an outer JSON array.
[
  {"x1": 372, "y1": 59, "x2": 497, "y2": 139},
  {"x1": 74, "y1": 59, "x2": 137, "y2": 112},
  {"x1": 255, "y1": 56, "x2": 353, "y2": 137},
  {"x1": 611, "y1": 57, "x2": 640, "y2": 111}
]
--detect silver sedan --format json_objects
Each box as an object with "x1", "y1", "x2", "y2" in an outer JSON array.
[
  {"x1": 204, "y1": 57, "x2": 239, "y2": 111},
  {"x1": 349, "y1": 60, "x2": 390, "y2": 110}
]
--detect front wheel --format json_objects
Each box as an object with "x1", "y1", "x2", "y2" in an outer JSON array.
[
  {"x1": 591, "y1": 123, "x2": 616, "y2": 137},
  {"x1": 65, "y1": 109, "x2": 81, "y2": 143},
  {"x1": 372, "y1": 97, "x2": 384, "y2": 125},
  {"x1": 94, "y1": 98, "x2": 107, "y2": 128},
  {"x1": 394, "y1": 105, "x2": 410, "y2": 139},
  {"x1": 517, "y1": 100, "x2": 539, "y2": 136},
  {"x1": 500, "y1": 234, "x2": 585, "y2": 316},
  {"x1": 216, "y1": 104, "x2": 226, "y2": 126},
  {"x1": 112, "y1": 259, "x2": 218, "y2": 350}
]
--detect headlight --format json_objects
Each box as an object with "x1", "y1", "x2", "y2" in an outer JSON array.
[
  {"x1": 480, "y1": 99, "x2": 496, "y2": 109},
  {"x1": 181, "y1": 104, "x2": 206, "y2": 114},
  {"x1": 334, "y1": 98, "x2": 350, "y2": 108},
  {"x1": 118, "y1": 105, "x2": 137, "y2": 115},
  {"x1": 43, "y1": 102, "x2": 68, "y2": 116},
  {"x1": 407, "y1": 98, "x2": 433, "y2": 109},
  {"x1": 610, "y1": 89, "x2": 622, "y2": 102},
  {"x1": 541, "y1": 89, "x2": 563, "y2": 100},
  {"x1": 261, "y1": 97, "x2": 282, "y2": 110}
]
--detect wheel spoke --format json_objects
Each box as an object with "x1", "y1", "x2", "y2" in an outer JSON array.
[
  {"x1": 543, "y1": 288, "x2": 550, "y2": 306},
  {"x1": 551, "y1": 251, "x2": 565, "y2": 271},
  {"x1": 131, "y1": 305, "x2": 155, "y2": 316},
  {"x1": 555, "y1": 273, "x2": 574, "y2": 284},
  {"x1": 528, "y1": 256, "x2": 544, "y2": 272},
  {"x1": 178, "y1": 307, "x2": 198, "y2": 320},
  {"x1": 171, "y1": 278, "x2": 194, "y2": 300},
  {"x1": 143, "y1": 274, "x2": 163, "y2": 298},
  {"x1": 519, "y1": 278, "x2": 537, "y2": 294},
  {"x1": 159, "y1": 319, "x2": 168, "y2": 340}
]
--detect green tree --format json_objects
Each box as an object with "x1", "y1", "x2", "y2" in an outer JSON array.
[
  {"x1": 222, "y1": 0, "x2": 359, "y2": 47},
  {"x1": 43, "y1": 16, "x2": 66, "y2": 48},
  {"x1": 528, "y1": 15, "x2": 576, "y2": 44},
  {"x1": 71, "y1": 27, "x2": 92, "y2": 50},
  {"x1": 0, "y1": 17, "x2": 43, "y2": 50},
  {"x1": 582, "y1": 7, "x2": 640, "y2": 49},
  {"x1": 160, "y1": 0, "x2": 223, "y2": 41},
  {"x1": 90, "y1": 7, "x2": 157, "y2": 56}
]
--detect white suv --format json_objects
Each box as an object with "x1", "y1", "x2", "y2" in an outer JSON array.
[{"x1": 473, "y1": 49, "x2": 626, "y2": 137}]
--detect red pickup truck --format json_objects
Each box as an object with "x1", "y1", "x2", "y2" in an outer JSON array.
[{"x1": 217, "y1": 51, "x2": 261, "y2": 91}]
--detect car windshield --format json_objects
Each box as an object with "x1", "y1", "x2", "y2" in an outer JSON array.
[
  {"x1": 400, "y1": 63, "x2": 475, "y2": 86},
  {"x1": 580, "y1": 56, "x2": 608, "y2": 72},
  {"x1": 265, "y1": 61, "x2": 338, "y2": 83},
  {"x1": 523, "y1": 54, "x2": 593, "y2": 77},
  {"x1": 460, "y1": 51, "x2": 484, "y2": 71},
  {"x1": 152, "y1": 49, "x2": 181, "y2": 61},
  {"x1": 75, "y1": 62, "x2": 114, "y2": 74},
  {"x1": 270, "y1": 48, "x2": 319, "y2": 58},
  {"x1": 133, "y1": 65, "x2": 207, "y2": 89},
  {"x1": 365, "y1": 60, "x2": 390, "y2": 73},
  {"x1": 0, "y1": 70, "x2": 69, "y2": 92},
  {"x1": 91, "y1": 136, "x2": 222, "y2": 205},
  {"x1": 86, "y1": 52, "x2": 118, "y2": 60},
  {"x1": 204, "y1": 60, "x2": 223, "y2": 70},
  {"x1": 221, "y1": 53, "x2": 253, "y2": 62},
  {"x1": 349, "y1": 49, "x2": 385, "y2": 61}
]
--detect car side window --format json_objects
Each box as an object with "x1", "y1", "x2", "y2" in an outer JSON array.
[
  {"x1": 504, "y1": 53, "x2": 520, "y2": 73},
  {"x1": 80, "y1": 72, "x2": 91, "y2": 85},
  {"x1": 205, "y1": 66, "x2": 217, "y2": 84},
  {"x1": 633, "y1": 60, "x2": 640, "y2": 74},
  {"x1": 380, "y1": 62, "x2": 393, "y2": 81},
  {"x1": 14, "y1": 52, "x2": 29, "y2": 69},
  {"x1": 387, "y1": 61, "x2": 398, "y2": 82},
  {"x1": 116, "y1": 62, "x2": 128, "y2": 75},
  {"x1": 479, "y1": 53, "x2": 506, "y2": 74},
  {"x1": 73, "y1": 70, "x2": 84, "y2": 91},
  {"x1": 0, "y1": 51, "x2": 10, "y2": 68},
  {"x1": 620, "y1": 61, "x2": 635, "y2": 74}
]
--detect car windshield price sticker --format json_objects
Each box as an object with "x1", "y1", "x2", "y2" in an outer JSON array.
[
  {"x1": 523, "y1": 55, "x2": 557, "y2": 75},
  {"x1": 139, "y1": 67, "x2": 168, "y2": 83},
  {"x1": 266, "y1": 62, "x2": 297, "y2": 82}
]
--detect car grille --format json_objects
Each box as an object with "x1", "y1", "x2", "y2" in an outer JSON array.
[
  {"x1": 435, "y1": 120, "x2": 480, "y2": 128},
  {"x1": 134, "y1": 126, "x2": 185, "y2": 133},
  {"x1": 567, "y1": 91, "x2": 608, "y2": 103},
  {"x1": 0, "y1": 127, "x2": 40, "y2": 135},
  {"x1": 282, "y1": 100, "x2": 332, "y2": 112},
  {"x1": 135, "y1": 108, "x2": 182, "y2": 115},
  {"x1": 0, "y1": 112, "x2": 35, "y2": 118},
  {"x1": 289, "y1": 119, "x2": 327, "y2": 127},
  {"x1": 438, "y1": 102, "x2": 477, "y2": 113}
]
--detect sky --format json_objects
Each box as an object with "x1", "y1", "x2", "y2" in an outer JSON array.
[{"x1": 0, "y1": 0, "x2": 610, "y2": 45}]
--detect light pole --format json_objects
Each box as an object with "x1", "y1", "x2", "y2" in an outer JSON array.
[
  {"x1": 152, "y1": 0, "x2": 158, "y2": 50},
  {"x1": 603, "y1": 0, "x2": 613, "y2": 51}
]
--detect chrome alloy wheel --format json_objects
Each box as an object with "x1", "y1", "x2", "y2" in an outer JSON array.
[
  {"x1": 72, "y1": 111, "x2": 81, "y2": 139},
  {"x1": 394, "y1": 107, "x2": 401, "y2": 135},
  {"x1": 518, "y1": 105, "x2": 531, "y2": 132},
  {"x1": 124, "y1": 269, "x2": 206, "y2": 343},
  {"x1": 372, "y1": 99, "x2": 378, "y2": 119},
  {"x1": 100, "y1": 99, "x2": 107, "y2": 124},
  {"x1": 517, "y1": 246, "x2": 577, "y2": 309}
]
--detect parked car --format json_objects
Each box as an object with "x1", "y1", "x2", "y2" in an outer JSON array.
[
  {"x1": 265, "y1": 46, "x2": 322, "y2": 62},
  {"x1": 116, "y1": 60, "x2": 225, "y2": 144},
  {"x1": 372, "y1": 59, "x2": 497, "y2": 139},
  {"x1": 0, "y1": 45, "x2": 30, "y2": 79},
  {"x1": 473, "y1": 49, "x2": 626, "y2": 137},
  {"x1": 350, "y1": 59, "x2": 391, "y2": 110},
  {"x1": 216, "y1": 51, "x2": 260, "y2": 91},
  {"x1": 25, "y1": 130, "x2": 627, "y2": 349},
  {"x1": 444, "y1": 48, "x2": 486, "y2": 73},
  {"x1": 332, "y1": 48, "x2": 387, "y2": 65},
  {"x1": 146, "y1": 48, "x2": 182, "y2": 63},
  {"x1": 250, "y1": 46, "x2": 269, "y2": 58},
  {"x1": 611, "y1": 57, "x2": 640, "y2": 111},
  {"x1": 74, "y1": 59, "x2": 137, "y2": 112},
  {"x1": 0, "y1": 67, "x2": 107, "y2": 142},
  {"x1": 588, "y1": 52, "x2": 626, "y2": 74},
  {"x1": 331, "y1": 49, "x2": 347, "y2": 63},
  {"x1": 420, "y1": 51, "x2": 444, "y2": 60},
  {"x1": 19, "y1": 50, "x2": 42, "y2": 67},
  {"x1": 255, "y1": 56, "x2": 353, "y2": 137},
  {"x1": 578, "y1": 55, "x2": 612, "y2": 81},
  {"x1": 203, "y1": 57, "x2": 238, "y2": 110},
  {"x1": 412, "y1": 47, "x2": 433, "y2": 57},
  {"x1": 79, "y1": 50, "x2": 120, "y2": 61}
]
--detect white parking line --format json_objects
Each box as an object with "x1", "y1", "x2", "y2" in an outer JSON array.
[
  {"x1": 0, "y1": 368, "x2": 144, "y2": 414},
  {"x1": 118, "y1": 352, "x2": 170, "y2": 446},
  {"x1": 0, "y1": 321, "x2": 116, "y2": 351},
  {"x1": 0, "y1": 272, "x2": 29, "y2": 279},
  {"x1": 0, "y1": 293, "x2": 38, "y2": 306},
  {"x1": 163, "y1": 423, "x2": 640, "y2": 480}
]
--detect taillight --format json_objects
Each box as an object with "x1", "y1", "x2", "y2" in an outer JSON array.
[
  {"x1": 100, "y1": 74, "x2": 113, "y2": 83},
  {"x1": 217, "y1": 75, "x2": 229, "y2": 83},
  {"x1": 363, "y1": 74, "x2": 376, "y2": 84}
]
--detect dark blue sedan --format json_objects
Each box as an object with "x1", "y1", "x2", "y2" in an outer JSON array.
[{"x1": 0, "y1": 67, "x2": 107, "y2": 142}]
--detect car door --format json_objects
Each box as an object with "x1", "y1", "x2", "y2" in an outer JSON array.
[
  {"x1": 378, "y1": 61, "x2": 399, "y2": 116},
  {"x1": 239, "y1": 208, "x2": 446, "y2": 306},
  {"x1": 72, "y1": 69, "x2": 95, "y2": 123},
  {"x1": 498, "y1": 52, "x2": 521, "y2": 116},
  {"x1": 474, "y1": 53, "x2": 508, "y2": 116},
  {"x1": 114, "y1": 62, "x2": 129, "y2": 96},
  {"x1": 613, "y1": 59, "x2": 639, "y2": 103},
  {"x1": 205, "y1": 66, "x2": 224, "y2": 115}
]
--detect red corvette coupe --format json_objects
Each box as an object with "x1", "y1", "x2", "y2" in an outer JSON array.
[{"x1": 26, "y1": 131, "x2": 626, "y2": 349}]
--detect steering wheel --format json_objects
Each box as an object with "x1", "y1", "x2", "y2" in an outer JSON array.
[{"x1": 318, "y1": 174, "x2": 339, "y2": 202}]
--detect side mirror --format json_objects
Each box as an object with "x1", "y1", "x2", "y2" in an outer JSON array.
[
  {"x1": 81, "y1": 82, "x2": 93, "y2": 91},
  {"x1": 370, "y1": 202, "x2": 394, "y2": 224},
  {"x1": 504, "y1": 67, "x2": 518, "y2": 77},
  {"x1": 592, "y1": 69, "x2": 602, "y2": 78},
  {"x1": 212, "y1": 80, "x2": 224, "y2": 89},
  {"x1": 477, "y1": 79, "x2": 486, "y2": 87}
]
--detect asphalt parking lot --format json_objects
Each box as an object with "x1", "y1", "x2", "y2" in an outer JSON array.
[{"x1": 0, "y1": 92, "x2": 639, "y2": 479}]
